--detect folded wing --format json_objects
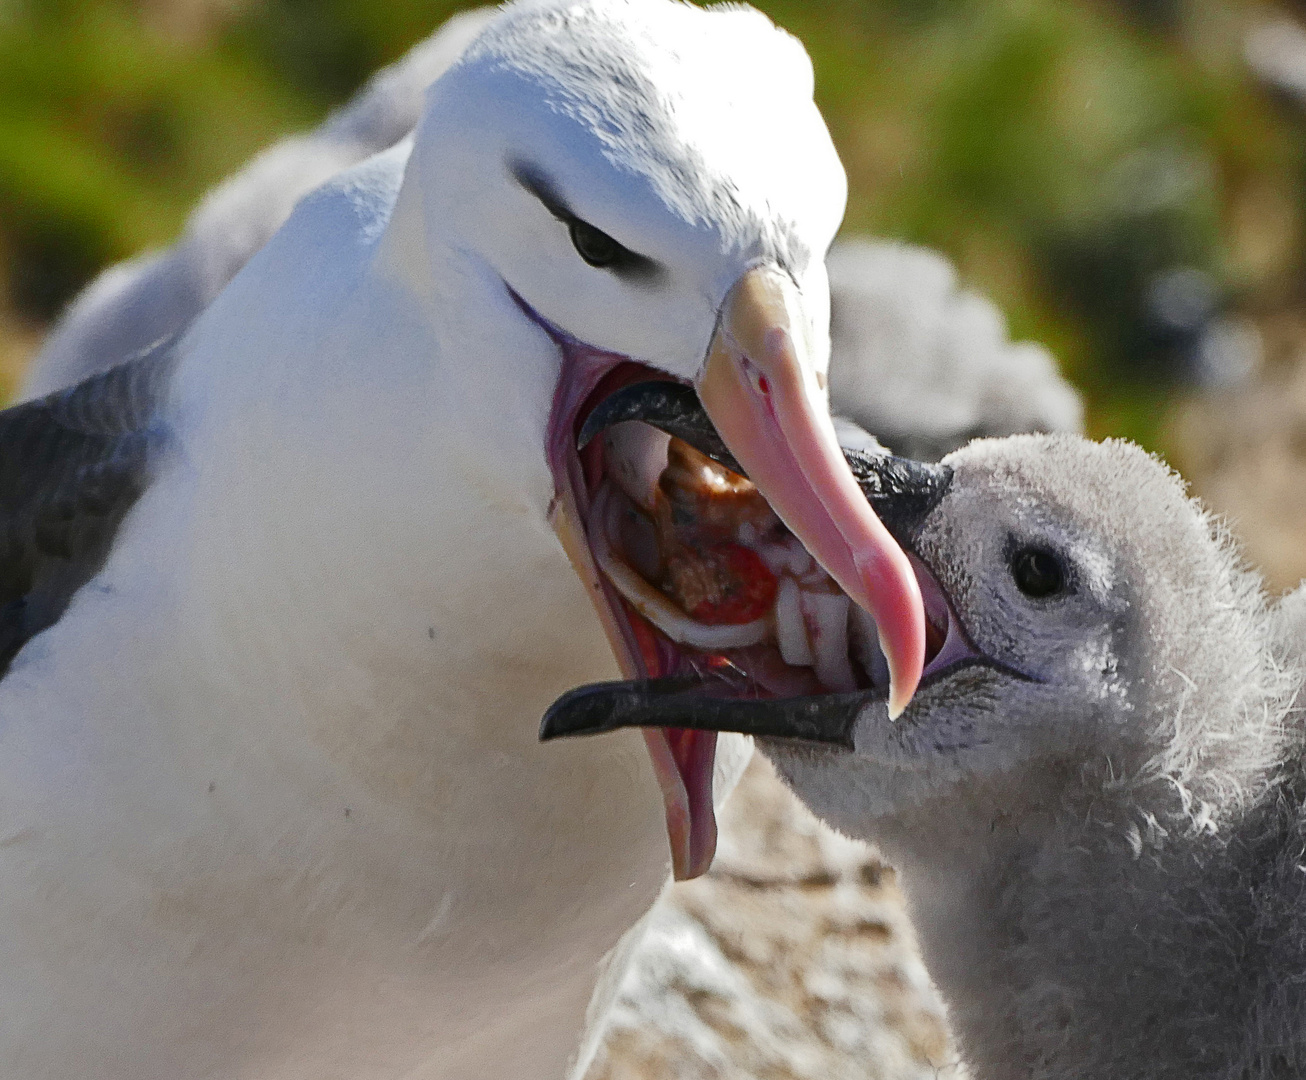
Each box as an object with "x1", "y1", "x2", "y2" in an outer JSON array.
[{"x1": 0, "y1": 335, "x2": 176, "y2": 675}]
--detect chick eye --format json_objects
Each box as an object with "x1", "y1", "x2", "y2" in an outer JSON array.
[
  {"x1": 1011, "y1": 547, "x2": 1066, "y2": 599},
  {"x1": 570, "y1": 219, "x2": 624, "y2": 268}
]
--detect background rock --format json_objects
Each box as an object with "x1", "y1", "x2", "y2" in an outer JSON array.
[{"x1": 586, "y1": 757, "x2": 962, "y2": 1080}]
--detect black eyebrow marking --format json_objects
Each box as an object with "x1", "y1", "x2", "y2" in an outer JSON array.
[
  {"x1": 508, "y1": 158, "x2": 665, "y2": 283},
  {"x1": 511, "y1": 160, "x2": 575, "y2": 223}
]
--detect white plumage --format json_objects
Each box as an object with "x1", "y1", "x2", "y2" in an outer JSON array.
[{"x1": 11, "y1": 8, "x2": 1091, "y2": 1077}]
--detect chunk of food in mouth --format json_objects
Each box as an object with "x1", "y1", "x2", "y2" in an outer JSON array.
[{"x1": 590, "y1": 428, "x2": 920, "y2": 699}]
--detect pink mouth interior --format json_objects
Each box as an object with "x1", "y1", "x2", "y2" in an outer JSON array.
[
  {"x1": 547, "y1": 351, "x2": 730, "y2": 880},
  {"x1": 547, "y1": 341, "x2": 957, "y2": 881}
]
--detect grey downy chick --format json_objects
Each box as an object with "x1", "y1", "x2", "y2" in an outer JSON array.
[
  {"x1": 769, "y1": 434, "x2": 1306, "y2": 1080},
  {"x1": 828, "y1": 240, "x2": 1083, "y2": 462},
  {"x1": 546, "y1": 430, "x2": 1306, "y2": 1080}
]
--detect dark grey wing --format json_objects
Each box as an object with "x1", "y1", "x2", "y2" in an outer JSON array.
[{"x1": 0, "y1": 335, "x2": 178, "y2": 677}]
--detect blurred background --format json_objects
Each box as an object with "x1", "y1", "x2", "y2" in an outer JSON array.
[{"x1": 3, "y1": 0, "x2": 1306, "y2": 1076}]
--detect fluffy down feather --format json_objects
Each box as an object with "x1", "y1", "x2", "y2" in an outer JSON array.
[{"x1": 764, "y1": 434, "x2": 1306, "y2": 1080}]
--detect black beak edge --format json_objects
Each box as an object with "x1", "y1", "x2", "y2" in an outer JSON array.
[
  {"x1": 577, "y1": 381, "x2": 744, "y2": 476},
  {"x1": 576, "y1": 380, "x2": 952, "y2": 544},
  {"x1": 539, "y1": 678, "x2": 868, "y2": 751}
]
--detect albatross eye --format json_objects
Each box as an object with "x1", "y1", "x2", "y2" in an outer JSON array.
[
  {"x1": 570, "y1": 219, "x2": 624, "y2": 268},
  {"x1": 1011, "y1": 547, "x2": 1066, "y2": 599}
]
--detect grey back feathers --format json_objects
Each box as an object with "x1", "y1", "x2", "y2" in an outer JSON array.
[
  {"x1": 0, "y1": 336, "x2": 175, "y2": 678},
  {"x1": 764, "y1": 433, "x2": 1306, "y2": 1080}
]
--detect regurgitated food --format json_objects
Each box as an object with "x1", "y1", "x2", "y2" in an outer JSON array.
[{"x1": 590, "y1": 427, "x2": 906, "y2": 696}]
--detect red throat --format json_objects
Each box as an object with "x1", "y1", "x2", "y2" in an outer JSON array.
[
  {"x1": 625, "y1": 591, "x2": 722, "y2": 879},
  {"x1": 544, "y1": 333, "x2": 725, "y2": 881},
  {"x1": 643, "y1": 728, "x2": 719, "y2": 880}
]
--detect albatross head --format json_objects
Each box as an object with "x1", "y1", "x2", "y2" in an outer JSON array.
[{"x1": 403, "y1": 0, "x2": 927, "y2": 879}]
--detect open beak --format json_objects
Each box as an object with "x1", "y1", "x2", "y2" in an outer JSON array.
[
  {"x1": 540, "y1": 265, "x2": 929, "y2": 883},
  {"x1": 541, "y1": 452, "x2": 966, "y2": 751},
  {"x1": 696, "y1": 266, "x2": 926, "y2": 718}
]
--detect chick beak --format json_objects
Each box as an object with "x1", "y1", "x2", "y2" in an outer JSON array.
[{"x1": 696, "y1": 265, "x2": 926, "y2": 718}]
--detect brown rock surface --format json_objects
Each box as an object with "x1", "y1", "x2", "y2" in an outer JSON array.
[{"x1": 587, "y1": 755, "x2": 961, "y2": 1080}]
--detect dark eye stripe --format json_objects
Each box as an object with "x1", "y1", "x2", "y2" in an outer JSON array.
[{"x1": 509, "y1": 158, "x2": 664, "y2": 282}]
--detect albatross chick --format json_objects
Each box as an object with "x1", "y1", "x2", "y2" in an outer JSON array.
[{"x1": 549, "y1": 430, "x2": 1306, "y2": 1080}]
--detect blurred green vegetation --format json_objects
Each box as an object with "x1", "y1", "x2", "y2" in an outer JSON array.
[{"x1": 0, "y1": 0, "x2": 1302, "y2": 446}]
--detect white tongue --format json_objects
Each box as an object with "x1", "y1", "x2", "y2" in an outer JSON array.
[
  {"x1": 604, "y1": 423, "x2": 670, "y2": 513},
  {"x1": 775, "y1": 577, "x2": 814, "y2": 667}
]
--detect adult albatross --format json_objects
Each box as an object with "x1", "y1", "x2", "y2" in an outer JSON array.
[{"x1": 0, "y1": 1, "x2": 925, "y2": 1077}]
